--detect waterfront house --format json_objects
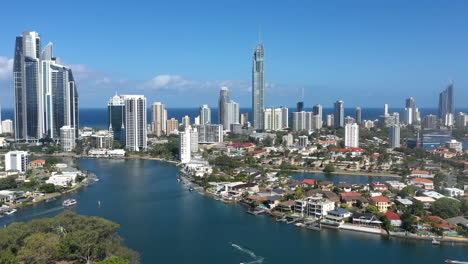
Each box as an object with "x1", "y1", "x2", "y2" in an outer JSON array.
[
  {"x1": 408, "y1": 178, "x2": 434, "y2": 190},
  {"x1": 446, "y1": 216, "x2": 468, "y2": 229},
  {"x1": 425, "y1": 216, "x2": 456, "y2": 232},
  {"x1": 409, "y1": 170, "x2": 434, "y2": 179},
  {"x1": 301, "y1": 179, "x2": 317, "y2": 188},
  {"x1": 326, "y1": 208, "x2": 352, "y2": 222},
  {"x1": 277, "y1": 200, "x2": 295, "y2": 212},
  {"x1": 294, "y1": 197, "x2": 335, "y2": 218},
  {"x1": 351, "y1": 213, "x2": 382, "y2": 227},
  {"x1": 46, "y1": 171, "x2": 80, "y2": 188},
  {"x1": 370, "y1": 196, "x2": 392, "y2": 213},
  {"x1": 385, "y1": 181, "x2": 407, "y2": 191},
  {"x1": 370, "y1": 182, "x2": 388, "y2": 192},
  {"x1": 384, "y1": 211, "x2": 402, "y2": 227}
]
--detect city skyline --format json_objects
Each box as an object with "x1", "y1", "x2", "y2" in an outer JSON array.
[{"x1": 1, "y1": 1, "x2": 468, "y2": 108}]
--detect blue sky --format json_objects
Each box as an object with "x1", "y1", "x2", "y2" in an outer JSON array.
[{"x1": 0, "y1": 0, "x2": 467, "y2": 109}]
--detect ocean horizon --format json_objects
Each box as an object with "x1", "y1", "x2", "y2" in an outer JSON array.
[{"x1": 2, "y1": 107, "x2": 467, "y2": 129}]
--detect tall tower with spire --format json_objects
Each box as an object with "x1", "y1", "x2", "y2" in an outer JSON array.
[{"x1": 252, "y1": 36, "x2": 265, "y2": 130}]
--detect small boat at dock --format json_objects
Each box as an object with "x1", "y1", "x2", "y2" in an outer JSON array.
[
  {"x1": 306, "y1": 222, "x2": 322, "y2": 231},
  {"x1": 5, "y1": 209, "x2": 17, "y2": 215}
]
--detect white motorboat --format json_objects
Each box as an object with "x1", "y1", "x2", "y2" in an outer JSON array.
[
  {"x1": 63, "y1": 199, "x2": 77, "y2": 207},
  {"x1": 5, "y1": 209, "x2": 17, "y2": 215}
]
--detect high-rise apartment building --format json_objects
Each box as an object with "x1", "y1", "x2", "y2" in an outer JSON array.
[
  {"x1": 456, "y1": 112, "x2": 467, "y2": 128},
  {"x1": 166, "y1": 118, "x2": 179, "y2": 135},
  {"x1": 60, "y1": 125, "x2": 76, "y2": 152},
  {"x1": 297, "y1": 101, "x2": 304, "y2": 112},
  {"x1": 194, "y1": 124, "x2": 223, "y2": 143},
  {"x1": 151, "y1": 102, "x2": 167, "y2": 137},
  {"x1": 182, "y1": 115, "x2": 190, "y2": 128},
  {"x1": 229, "y1": 101, "x2": 240, "y2": 125},
  {"x1": 240, "y1": 113, "x2": 249, "y2": 127},
  {"x1": 179, "y1": 127, "x2": 198, "y2": 163},
  {"x1": 423, "y1": 115, "x2": 438, "y2": 130},
  {"x1": 298, "y1": 135, "x2": 308, "y2": 148},
  {"x1": 280, "y1": 107, "x2": 289, "y2": 128},
  {"x1": 108, "y1": 94, "x2": 125, "y2": 144},
  {"x1": 344, "y1": 123, "x2": 359, "y2": 148},
  {"x1": 200, "y1": 104, "x2": 211, "y2": 125},
  {"x1": 1, "y1": 120, "x2": 13, "y2": 134},
  {"x1": 218, "y1": 87, "x2": 230, "y2": 130},
  {"x1": 5, "y1": 151, "x2": 28, "y2": 172},
  {"x1": 405, "y1": 97, "x2": 419, "y2": 125},
  {"x1": 355, "y1": 107, "x2": 362, "y2": 125},
  {"x1": 334, "y1": 100, "x2": 344, "y2": 128},
  {"x1": 264, "y1": 107, "x2": 282, "y2": 131},
  {"x1": 14, "y1": 31, "x2": 78, "y2": 141},
  {"x1": 439, "y1": 83, "x2": 455, "y2": 126},
  {"x1": 121, "y1": 95, "x2": 147, "y2": 151},
  {"x1": 252, "y1": 43, "x2": 265, "y2": 130},
  {"x1": 326, "y1": 114, "x2": 334, "y2": 127},
  {"x1": 389, "y1": 124, "x2": 401, "y2": 149}
]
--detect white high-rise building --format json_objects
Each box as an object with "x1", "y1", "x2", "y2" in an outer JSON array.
[
  {"x1": 200, "y1": 105, "x2": 211, "y2": 125},
  {"x1": 345, "y1": 123, "x2": 359, "y2": 148},
  {"x1": 1, "y1": 120, "x2": 13, "y2": 134},
  {"x1": 264, "y1": 107, "x2": 282, "y2": 131},
  {"x1": 179, "y1": 127, "x2": 198, "y2": 163},
  {"x1": 229, "y1": 101, "x2": 240, "y2": 125},
  {"x1": 311, "y1": 115, "x2": 322, "y2": 130},
  {"x1": 122, "y1": 95, "x2": 147, "y2": 151},
  {"x1": 293, "y1": 111, "x2": 306, "y2": 131},
  {"x1": 389, "y1": 124, "x2": 401, "y2": 149},
  {"x1": 60, "y1": 126, "x2": 76, "y2": 152},
  {"x1": 182, "y1": 115, "x2": 190, "y2": 128},
  {"x1": 326, "y1": 114, "x2": 334, "y2": 127},
  {"x1": 280, "y1": 106, "x2": 289, "y2": 128},
  {"x1": 384, "y1": 104, "x2": 389, "y2": 116},
  {"x1": 194, "y1": 116, "x2": 200, "y2": 125},
  {"x1": 194, "y1": 124, "x2": 223, "y2": 143},
  {"x1": 298, "y1": 135, "x2": 309, "y2": 148},
  {"x1": 151, "y1": 102, "x2": 167, "y2": 137},
  {"x1": 5, "y1": 151, "x2": 28, "y2": 172}
]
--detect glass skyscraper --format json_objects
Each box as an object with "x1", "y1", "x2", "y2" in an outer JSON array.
[
  {"x1": 252, "y1": 43, "x2": 265, "y2": 130},
  {"x1": 14, "y1": 31, "x2": 78, "y2": 141},
  {"x1": 334, "y1": 100, "x2": 344, "y2": 128},
  {"x1": 108, "y1": 94, "x2": 125, "y2": 145},
  {"x1": 438, "y1": 83, "x2": 455, "y2": 125}
]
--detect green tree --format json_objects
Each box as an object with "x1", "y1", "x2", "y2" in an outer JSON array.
[
  {"x1": 113, "y1": 140, "x2": 123, "y2": 149},
  {"x1": 18, "y1": 232, "x2": 59, "y2": 264},
  {"x1": 401, "y1": 212, "x2": 417, "y2": 232},
  {"x1": 0, "y1": 176, "x2": 18, "y2": 190},
  {"x1": 99, "y1": 257, "x2": 130, "y2": 264},
  {"x1": 431, "y1": 198, "x2": 462, "y2": 219},
  {"x1": 398, "y1": 186, "x2": 415, "y2": 198},
  {"x1": 323, "y1": 164, "x2": 335, "y2": 174},
  {"x1": 39, "y1": 183, "x2": 56, "y2": 193}
]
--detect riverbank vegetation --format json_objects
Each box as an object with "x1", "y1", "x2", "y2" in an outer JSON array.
[{"x1": 0, "y1": 211, "x2": 139, "y2": 264}]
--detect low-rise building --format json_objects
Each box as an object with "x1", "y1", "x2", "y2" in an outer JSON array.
[
  {"x1": 385, "y1": 181, "x2": 407, "y2": 191},
  {"x1": 370, "y1": 196, "x2": 392, "y2": 213},
  {"x1": 408, "y1": 178, "x2": 434, "y2": 190},
  {"x1": 444, "y1": 188, "x2": 464, "y2": 197},
  {"x1": 45, "y1": 171, "x2": 81, "y2": 187},
  {"x1": 294, "y1": 196, "x2": 335, "y2": 218},
  {"x1": 28, "y1": 159, "x2": 46, "y2": 169},
  {"x1": 384, "y1": 211, "x2": 402, "y2": 227}
]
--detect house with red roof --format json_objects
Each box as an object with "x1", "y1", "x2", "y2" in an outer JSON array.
[
  {"x1": 28, "y1": 159, "x2": 46, "y2": 169},
  {"x1": 301, "y1": 179, "x2": 317, "y2": 187},
  {"x1": 408, "y1": 178, "x2": 434, "y2": 190},
  {"x1": 425, "y1": 216, "x2": 456, "y2": 231},
  {"x1": 370, "y1": 196, "x2": 392, "y2": 213},
  {"x1": 370, "y1": 182, "x2": 388, "y2": 192},
  {"x1": 384, "y1": 211, "x2": 402, "y2": 227}
]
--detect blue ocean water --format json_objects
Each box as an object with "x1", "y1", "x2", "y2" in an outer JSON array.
[{"x1": 3, "y1": 107, "x2": 467, "y2": 129}]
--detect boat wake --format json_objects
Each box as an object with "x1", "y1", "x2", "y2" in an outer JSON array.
[
  {"x1": 28, "y1": 206, "x2": 64, "y2": 218},
  {"x1": 230, "y1": 242, "x2": 264, "y2": 264}
]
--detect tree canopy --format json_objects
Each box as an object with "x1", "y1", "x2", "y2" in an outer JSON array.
[
  {"x1": 0, "y1": 211, "x2": 139, "y2": 264},
  {"x1": 431, "y1": 197, "x2": 462, "y2": 219}
]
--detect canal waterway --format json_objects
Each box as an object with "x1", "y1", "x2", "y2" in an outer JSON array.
[{"x1": 0, "y1": 158, "x2": 466, "y2": 263}]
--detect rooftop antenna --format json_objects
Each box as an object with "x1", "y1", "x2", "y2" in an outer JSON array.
[{"x1": 258, "y1": 25, "x2": 262, "y2": 44}]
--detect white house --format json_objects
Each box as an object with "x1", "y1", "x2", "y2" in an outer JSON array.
[
  {"x1": 444, "y1": 188, "x2": 464, "y2": 197},
  {"x1": 46, "y1": 172, "x2": 80, "y2": 187}
]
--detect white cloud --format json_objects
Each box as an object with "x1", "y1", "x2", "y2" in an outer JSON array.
[{"x1": 0, "y1": 57, "x2": 13, "y2": 81}]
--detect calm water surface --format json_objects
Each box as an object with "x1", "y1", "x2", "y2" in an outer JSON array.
[{"x1": 1, "y1": 159, "x2": 467, "y2": 264}]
